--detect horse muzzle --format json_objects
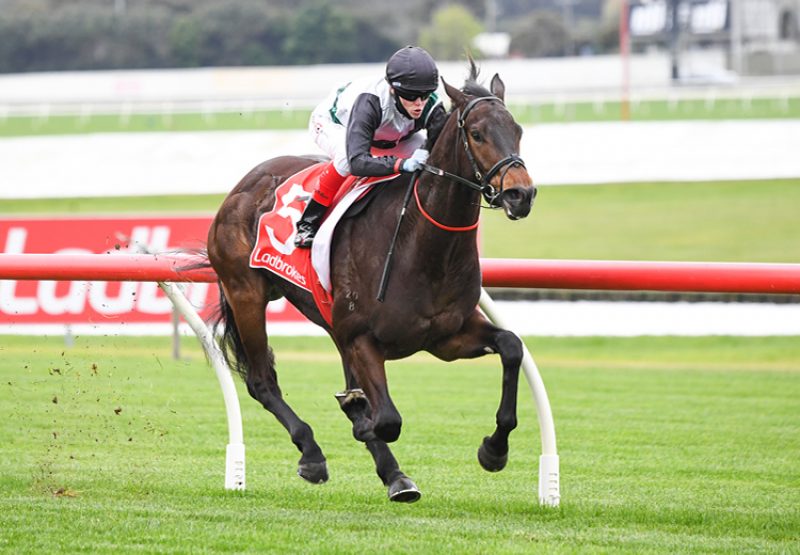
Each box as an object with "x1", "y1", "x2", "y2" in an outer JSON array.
[
  {"x1": 484, "y1": 157, "x2": 535, "y2": 220},
  {"x1": 498, "y1": 184, "x2": 536, "y2": 220}
]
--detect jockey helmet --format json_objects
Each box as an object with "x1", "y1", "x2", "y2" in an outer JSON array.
[{"x1": 385, "y1": 46, "x2": 439, "y2": 94}]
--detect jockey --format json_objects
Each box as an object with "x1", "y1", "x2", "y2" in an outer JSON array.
[{"x1": 294, "y1": 45, "x2": 448, "y2": 248}]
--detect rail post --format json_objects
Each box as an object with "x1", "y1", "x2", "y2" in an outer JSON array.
[{"x1": 157, "y1": 281, "x2": 245, "y2": 491}]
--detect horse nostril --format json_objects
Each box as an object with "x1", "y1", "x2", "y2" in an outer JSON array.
[
  {"x1": 531, "y1": 186, "x2": 538, "y2": 200},
  {"x1": 500, "y1": 189, "x2": 522, "y2": 206}
]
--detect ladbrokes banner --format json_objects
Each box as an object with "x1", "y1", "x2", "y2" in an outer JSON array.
[{"x1": 0, "y1": 216, "x2": 310, "y2": 333}]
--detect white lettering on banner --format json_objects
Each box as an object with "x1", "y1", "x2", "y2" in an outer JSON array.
[
  {"x1": 189, "y1": 282, "x2": 210, "y2": 309},
  {"x1": 252, "y1": 251, "x2": 307, "y2": 286},
  {"x1": 88, "y1": 280, "x2": 137, "y2": 314},
  {"x1": 138, "y1": 281, "x2": 174, "y2": 314},
  {"x1": 130, "y1": 226, "x2": 154, "y2": 251},
  {"x1": 0, "y1": 228, "x2": 38, "y2": 315},
  {"x1": 131, "y1": 225, "x2": 170, "y2": 252},
  {"x1": 265, "y1": 182, "x2": 306, "y2": 255}
]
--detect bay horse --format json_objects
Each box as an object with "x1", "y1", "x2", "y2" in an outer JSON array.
[{"x1": 206, "y1": 62, "x2": 536, "y2": 502}]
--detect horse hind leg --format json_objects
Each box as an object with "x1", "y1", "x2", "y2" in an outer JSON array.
[
  {"x1": 221, "y1": 281, "x2": 329, "y2": 484},
  {"x1": 336, "y1": 388, "x2": 420, "y2": 503},
  {"x1": 339, "y1": 335, "x2": 403, "y2": 443}
]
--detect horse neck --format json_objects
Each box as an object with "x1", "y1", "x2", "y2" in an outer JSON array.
[
  {"x1": 417, "y1": 123, "x2": 483, "y2": 233},
  {"x1": 406, "y1": 154, "x2": 482, "y2": 264}
]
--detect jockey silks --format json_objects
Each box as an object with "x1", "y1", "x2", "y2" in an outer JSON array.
[{"x1": 308, "y1": 76, "x2": 446, "y2": 177}]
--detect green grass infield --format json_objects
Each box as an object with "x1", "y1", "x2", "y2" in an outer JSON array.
[
  {"x1": 3, "y1": 178, "x2": 799, "y2": 263},
  {"x1": 1, "y1": 334, "x2": 798, "y2": 553}
]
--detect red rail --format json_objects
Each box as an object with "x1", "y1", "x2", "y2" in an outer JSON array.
[
  {"x1": 0, "y1": 253, "x2": 217, "y2": 283},
  {"x1": 479, "y1": 258, "x2": 800, "y2": 294},
  {"x1": 0, "y1": 254, "x2": 798, "y2": 294}
]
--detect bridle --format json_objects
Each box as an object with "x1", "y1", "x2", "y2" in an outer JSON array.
[
  {"x1": 421, "y1": 95, "x2": 526, "y2": 207},
  {"x1": 378, "y1": 96, "x2": 526, "y2": 299}
]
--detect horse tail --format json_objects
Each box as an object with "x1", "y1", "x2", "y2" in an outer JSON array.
[
  {"x1": 176, "y1": 247, "x2": 250, "y2": 380},
  {"x1": 210, "y1": 283, "x2": 251, "y2": 380}
]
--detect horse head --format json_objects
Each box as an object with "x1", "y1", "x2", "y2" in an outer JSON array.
[{"x1": 440, "y1": 66, "x2": 536, "y2": 220}]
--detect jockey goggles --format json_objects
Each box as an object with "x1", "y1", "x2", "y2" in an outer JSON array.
[{"x1": 394, "y1": 88, "x2": 434, "y2": 102}]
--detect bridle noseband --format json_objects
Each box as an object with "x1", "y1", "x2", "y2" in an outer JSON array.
[{"x1": 422, "y1": 95, "x2": 526, "y2": 207}]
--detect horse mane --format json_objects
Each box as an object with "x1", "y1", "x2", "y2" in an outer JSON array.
[
  {"x1": 461, "y1": 57, "x2": 492, "y2": 99},
  {"x1": 426, "y1": 58, "x2": 492, "y2": 151}
]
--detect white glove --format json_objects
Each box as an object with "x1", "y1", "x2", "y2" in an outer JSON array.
[
  {"x1": 411, "y1": 149, "x2": 430, "y2": 164},
  {"x1": 401, "y1": 149, "x2": 429, "y2": 173}
]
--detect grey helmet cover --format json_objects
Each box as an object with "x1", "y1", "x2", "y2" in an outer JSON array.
[{"x1": 385, "y1": 46, "x2": 439, "y2": 94}]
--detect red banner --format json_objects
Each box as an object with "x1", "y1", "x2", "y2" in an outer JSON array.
[{"x1": 0, "y1": 216, "x2": 309, "y2": 329}]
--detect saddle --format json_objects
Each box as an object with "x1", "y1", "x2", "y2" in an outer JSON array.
[{"x1": 249, "y1": 162, "x2": 399, "y2": 326}]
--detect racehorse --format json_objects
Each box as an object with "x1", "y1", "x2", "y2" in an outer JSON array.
[{"x1": 206, "y1": 61, "x2": 536, "y2": 502}]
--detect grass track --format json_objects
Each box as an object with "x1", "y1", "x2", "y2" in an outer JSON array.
[{"x1": 1, "y1": 335, "x2": 798, "y2": 553}]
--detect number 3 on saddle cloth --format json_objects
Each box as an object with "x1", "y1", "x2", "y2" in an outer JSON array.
[{"x1": 249, "y1": 162, "x2": 398, "y2": 326}]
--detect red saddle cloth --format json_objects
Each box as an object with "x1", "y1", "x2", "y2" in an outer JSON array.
[{"x1": 248, "y1": 162, "x2": 394, "y2": 327}]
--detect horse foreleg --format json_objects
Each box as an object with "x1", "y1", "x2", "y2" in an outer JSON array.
[
  {"x1": 429, "y1": 310, "x2": 523, "y2": 473},
  {"x1": 336, "y1": 387, "x2": 420, "y2": 502},
  {"x1": 223, "y1": 282, "x2": 328, "y2": 484}
]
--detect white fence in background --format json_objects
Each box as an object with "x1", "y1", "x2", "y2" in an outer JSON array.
[{"x1": 1, "y1": 51, "x2": 799, "y2": 117}]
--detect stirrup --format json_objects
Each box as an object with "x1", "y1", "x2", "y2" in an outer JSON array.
[{"x1": 294, "y1": 226, "x2": 317, "y2": 248}]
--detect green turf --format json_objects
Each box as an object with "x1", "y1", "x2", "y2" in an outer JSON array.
[
  {"x1": 0, "y1": 109, "x2": 311, "y2": 137},
  {"x1": 480, "y1": 178, "x2": 800, "y2": 262},
  {"x1": 0, "y1": 193, "x2": 225, "y2": 216},
  {"x1": 3, "y1": 178, "x2": 799, "y2": 263},
  {"x1": 2, "y1": 97, "x2": 798, "y2": 137},
  {"x1": 0, "y1": 334, "x2": 798, "y2": 553}
]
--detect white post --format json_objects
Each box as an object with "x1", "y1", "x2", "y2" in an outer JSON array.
[
  {"x1": 479, "y1": 288, "x2": 560, "y2": 507},
  {"x1": 158, "y1": 281, "x2": 246, "y2": 491}
]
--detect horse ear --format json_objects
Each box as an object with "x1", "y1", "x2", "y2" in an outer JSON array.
[
  {"x1": 490, "y1": 74, "x2": 506, "y2": 102},
  {"x1": 443, "y1": 78, "x2": 467, "y2": 108}
]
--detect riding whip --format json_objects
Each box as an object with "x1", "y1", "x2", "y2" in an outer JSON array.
[{"x1": 376, "y1": 171, "x2": 419, "y2": 302}]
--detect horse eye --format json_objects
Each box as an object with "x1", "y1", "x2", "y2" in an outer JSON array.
[{"x1": 470, "y1": 130, "x2": 482, "y2": 142}]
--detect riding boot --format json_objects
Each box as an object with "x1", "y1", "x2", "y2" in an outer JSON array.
[
  {"x1": 294, "y1": 163, "x2": 347, "y2": 248},
  {"x1": 312, "y1": 162, "x2": 348, "y2": 206},
  {"x1": 294, "y1": 198, "x2": 328, "y2": 248}
]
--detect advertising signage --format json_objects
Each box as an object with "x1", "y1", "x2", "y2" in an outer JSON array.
[
  {"x1": 629, "y1": 0, "x2": 730, "y2": 40},
  {"x1": 0, "y1": 216, "x2": 310, "y2": 334}
]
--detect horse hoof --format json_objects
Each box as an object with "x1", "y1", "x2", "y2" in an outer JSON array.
[
  {"x1": 478, "y1": 437, "x2": 508, "y2": 472},
  {"x1": 388, "y1": 476, "x2": 421, "y2": 503},
  {"x1": 297, "y1": 460, "x2": 329, "y2": 484}
]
